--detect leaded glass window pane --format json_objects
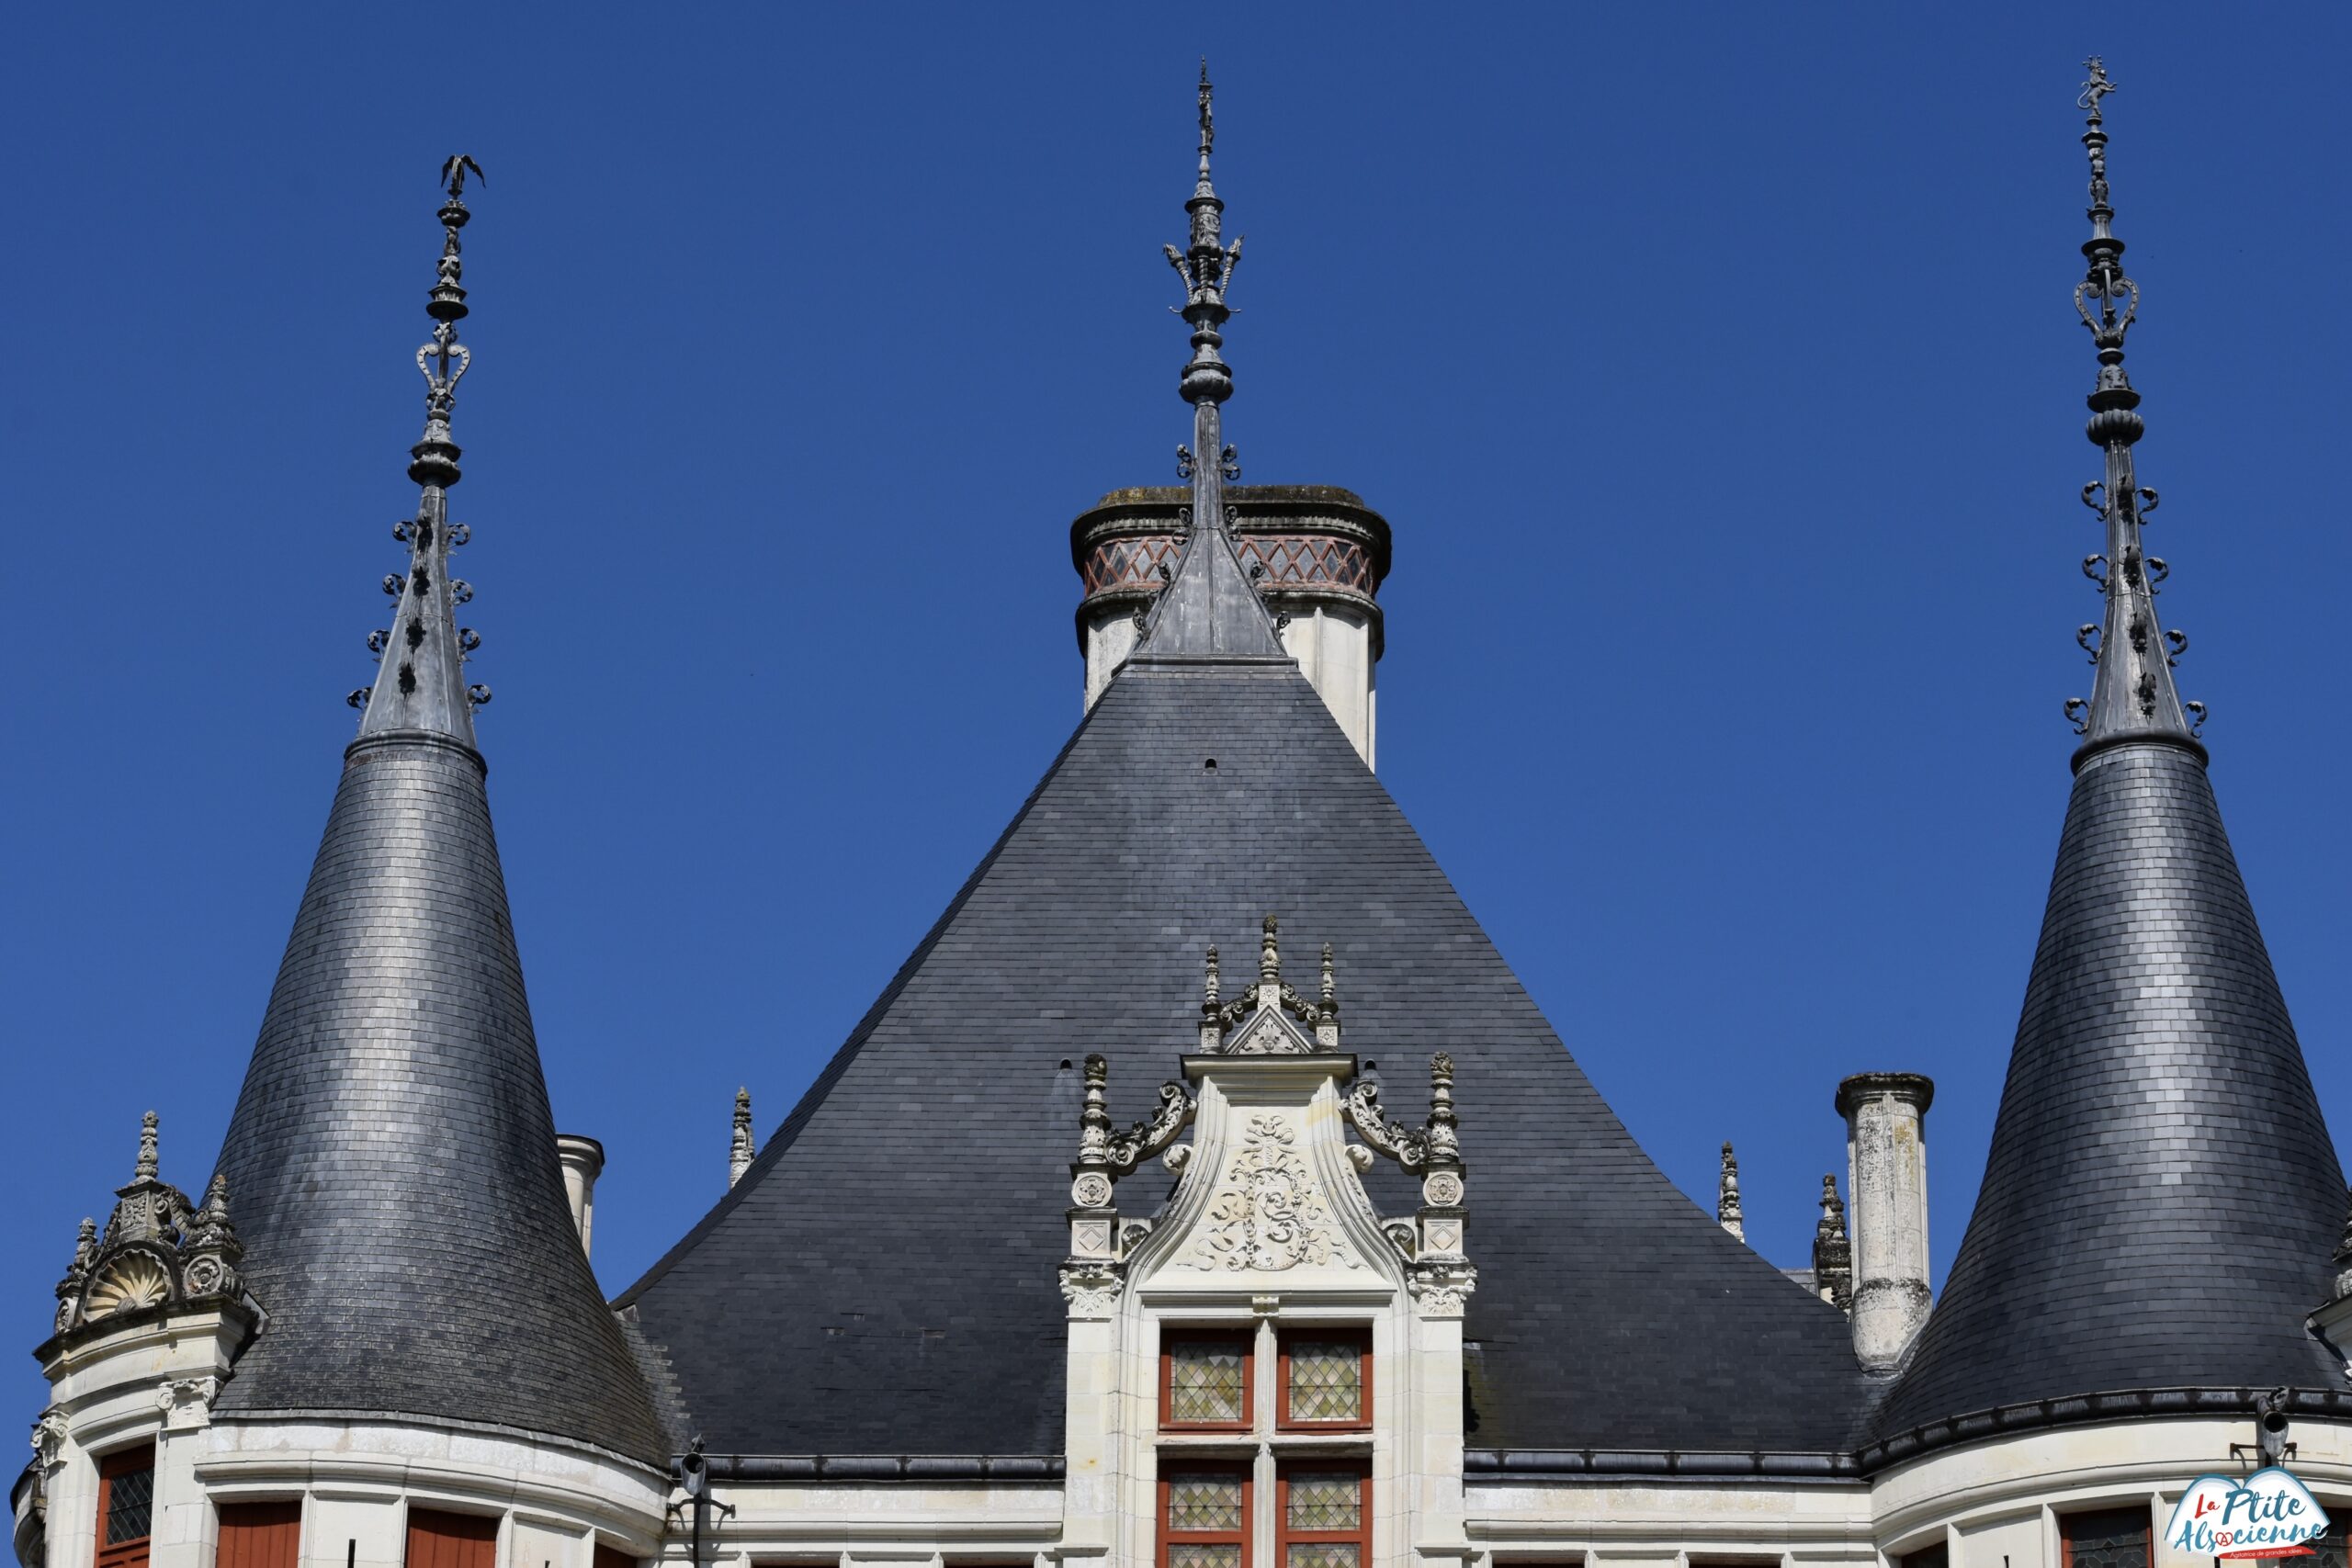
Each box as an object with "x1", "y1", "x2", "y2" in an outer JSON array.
[
  {"x1": 1169, "y1": 1340, "x2": 1247, "y2": 1424},
  {"x1": 2064, "y1": 1509, "x2": 2149, "y2": 1568},
  {"x1": 1286, "y1": 1548, "x2": 1361, "y2": 1568},
  {"x1": 1168, "y1": 1548, "x2": 1242, "y2": 1568},
  {"x1": 1287, "y1": 1339, "x2": 1363, "y2": 1422},
  {"x1": 106, "y1": 1468, "x2": 153, "y2": 1544},
  {"x1": 2311, "y1": 1533, "x2": 2347, "y2": 1568},
  {"x1": 1167, "y1": 1473, "x2": 1245, "y2": 1531},
  {"x1": 1286, "y1": 1472, "x2": 1362, "y2": 1531}
]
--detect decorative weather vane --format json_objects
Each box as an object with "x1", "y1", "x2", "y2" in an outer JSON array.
[
  {"x1": 2063, "y1": 58, "x2": 2199, "y2": 756},
  {"x1": 1167, "y1": 61, "x2": 1244, "y2": 509}
]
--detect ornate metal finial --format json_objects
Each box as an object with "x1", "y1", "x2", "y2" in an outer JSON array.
[
  {"x1": 134, "y1": 1111, "x2": 160, "y2": 1181},
  {"x1": 1812, "y1": 1173, "x2": 1852, "y2": 1310},
  {"x1": 729, "y1": 1088, "x2": 755, "y2": 1188},
  {"x1": 2063, "y1": 60, "x2": 2201, "y2": 763},
  {"x1": 1165, "y1": 65, "x2": 1244, "y2": 494},
  {"x1": 355, "y1": 162, "x2": 491, "y2": 745},
  {"x1": 1717, "y1": 1141, "x2": 1745, "y2": 1241}
]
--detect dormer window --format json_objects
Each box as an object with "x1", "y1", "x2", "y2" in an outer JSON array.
[
  {"x1": 1278, "y1": 1330, "x2": 1370, "y2": 1430},
  {"x1": 1162, "y1": 1330, "x2": 1253, "y2": 1430}
]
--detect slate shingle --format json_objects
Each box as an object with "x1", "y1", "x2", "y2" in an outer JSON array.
[
  {"x1": 209, "y1": 732, "x2": 667, "y2": 1464},
  {"x1": 619, "y1": 657, "x2": 1870, "y2": 1455},
  {"x1": 1872, "y1": 740, "x2": 2343, "y2": 1437}
]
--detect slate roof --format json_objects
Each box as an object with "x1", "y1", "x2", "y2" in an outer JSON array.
[
  {"x1": 619, "y1": 653, "x2": 1871, "y2": 1457},
  {"x1": 1871, "y1": 738, "x2": 2344, "y2": 1439},
  {"x1": 209, "y1": 729, "x2": 667, "y2": 1465}
]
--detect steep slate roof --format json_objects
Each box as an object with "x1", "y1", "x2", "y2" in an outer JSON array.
[
  {"x1": 1871, "y1": 737, "x2": 2344, "y2": 1438},
  {"x1": 204, "y1": 170, "x2": 665, "y2": 1467},
  {"x1": 621, "y1": 653, "x2": 1871, "y2": 1456}
]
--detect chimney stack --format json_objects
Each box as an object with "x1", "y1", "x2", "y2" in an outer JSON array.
[
  {"x1": 554, "y1": 1134, "x2": 605, "y2": 1259},
  {"x1": 1835, "y1": 1072, "x2": 1934, "y2": 1370}
]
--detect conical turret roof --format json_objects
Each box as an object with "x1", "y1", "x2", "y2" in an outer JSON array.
[
  {"x1": 206, "y1": 164, "x2": 664, "y2": 1466},
  {"x1": 1870, "y1": 63, "x2": 2343, "y2": 1450}
]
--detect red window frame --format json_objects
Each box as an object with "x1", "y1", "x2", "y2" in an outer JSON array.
[
  {"x1": 2060, "y1": 1507, "x2": 2153, "y2": 1568},
  {"x1": 1160, "y1": 1328, "x2": 1255, "y2": 1432},
  {"x1": 1276, "y1": 1329, "x2": 1372, "y2": 1432},
  {"x1": 1158, "y1": 1460, "x2": 1251, "y2": 1568},
  {"x1": 1274, "y1": 1461, "x2": 1370, "y2": 1568},
  {"x1": 95, "y1": 1445, "x2": 155, "y2": 1568}
]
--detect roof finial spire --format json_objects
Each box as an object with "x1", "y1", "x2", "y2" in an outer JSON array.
[
  {"x1": 2063, "y1": 61, "x2": 2202, "y2": 766},
  {"x1": 1136, "y1": 64, "x2": 1283, "y2": 660},
  {"x1": 352, "y1": 159, "x2": 492, "y2": 746}
]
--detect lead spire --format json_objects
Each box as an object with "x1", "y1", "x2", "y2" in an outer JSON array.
[
  {"x1": 1137, "y1": 63, "x2": 1282, "y2": 660},
  {"x1": 350, "y1": 157, "x2": 492, "y2": 747},
  {"x1": 2064, "y1": 62, "x2": 2202, "y2": 764}
]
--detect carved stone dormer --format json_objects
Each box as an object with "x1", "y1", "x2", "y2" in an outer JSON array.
[
  {"x1": 1056, "y1": 919, "x2": 1476, "y2": 1568},
  {"x1": 48, "y1": 1112, "x2": 249, "y2": 1348}
]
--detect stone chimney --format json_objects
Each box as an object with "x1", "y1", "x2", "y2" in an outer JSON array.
[
  {"x1": 554, "y1": 1134, "x2": 605, "y2": 1259},
  {"x1": 1070, "y1": 486, "x2": 1389, "y2": 767},
  {"x1": 1835, "y1": 1072, "x2": 1934, "y2": 1370}
]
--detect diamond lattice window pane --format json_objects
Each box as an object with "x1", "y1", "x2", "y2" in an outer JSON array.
[
  {"x1": 1286, "y1": 1340, "x2": 1363, "y2": 1422},
  {"x1": 1285, "y1": 1472, "x2": 1362, "y2": 1531},
  {"x1": 1167, "y1": 1473, "x2": 1246, "y2": 1531},
  {"x1": 1286, "y1": 1546, "x2": 1362, "y2": 1568},
  {"x1": 1169, "y1": 1341, "x2": 1248, "y2": 1423},
  {"x1": 1169, "y1": 1548, "x2": 1243, "y2": 1568},
  {"x1": 2065, "y1": 1512, "x2": 2150, "y2": 1568},
  {"x1": 106, "y1": 1468, "x2": 153, "y2": 1544}
]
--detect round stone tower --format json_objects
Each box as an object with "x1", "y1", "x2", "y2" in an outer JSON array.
[{"x1": 1070, "y1": 483, "x2": 1389, "y2": 765}]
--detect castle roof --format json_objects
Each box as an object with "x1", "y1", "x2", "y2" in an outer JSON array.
[
  {"x1": 205, "y1": 164, "x2": 665, "y2": 1466},
  {"x1": 1868, "y1": 62, "x2": 2343, "y2": 1450},
  {"x1": 617, "y1": 652, "x2": 1871, "y2": 1458}
]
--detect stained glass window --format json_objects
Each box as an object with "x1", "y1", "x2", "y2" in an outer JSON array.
[
  {"x1": 2064, "y1": 1508, "x2": 2151, "y2": 1568},
  {"x1": 1285, "y1": 1473, "x2": 1362, "y2": 1531},
  {"x1": 1168, "y1": 1549, "x2": 1242, "y2": 1568},
  {"x1": 1284, "y1": 1548, "x2": 1360, "y2": 1568},
  {"x1": 1167, "y1": 1337, "x2": 1249, "y2": 1426},
  {"x1": 1167, "y1": 1473, "x2": 1246, "y2": 1531},
  {"x1": 1283, "y1": 1335, "x2": 1365, "y2": 1425}
]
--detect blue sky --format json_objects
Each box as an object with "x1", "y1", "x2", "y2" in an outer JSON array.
[{"x1": 7, "y1": 6, "x2": 2348, "y2": 1418}]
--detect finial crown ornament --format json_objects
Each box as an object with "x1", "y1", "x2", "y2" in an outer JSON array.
[
  {"x1": 355, "y1": 162, "x2": 491, "y2": 746},
  {"x1": 1812, "y1": 1173, "x2": 1852, "y2": 1311},
  {"x1": 729, "y1": 1087, "x2": 756, "y2": 1188},
  {"x1": 1717, "y1": 1141, "x2": 1745, "y2": 1240},
  {"x1": 2057, "y1": 62, "x2": 2203, "y2": 764},
  {"x1": 1199, "y1": 916, "x2": 1342, "y2": 1053}
]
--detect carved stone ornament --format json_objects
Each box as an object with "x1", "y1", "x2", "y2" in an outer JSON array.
[
  {"x1": 1199, "y1": 918, "x2": 1344, "y2": 1055},
  {"x1": 1182, "y1": 1114, "x2": 1360, "y2": 1272},
  {"x1": 1408, "y1": 1262, "x2": 1478, "y2": 1319},
  {"x1": 53, "y1": 1114, "x2": 248, "y2": 1342},
  {"x1": 1422, "y1": 1171, "x2": 1464, "y2": 1207},
  {"x1": 29, "y1": 1408, "x2": 68, "y2": 1473},
  {"x1": 1070, "y1": 1172, "x2": 1115, "y2": 1211},
  {"x1": 156, "y1": 1376, "x2": 220, "y2": 1429},
  {"x1": 1058, "y1": 1263, "x2": 1124, "y2": 1320}
]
